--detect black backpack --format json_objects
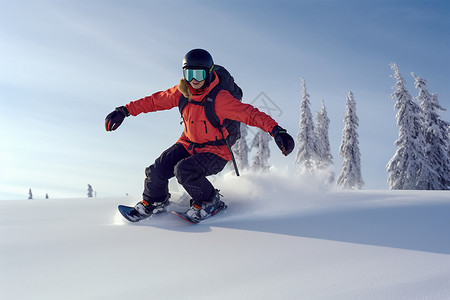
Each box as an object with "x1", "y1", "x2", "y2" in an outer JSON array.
[{"x1": 178, "y1": 64, "x2": 243, "y2": 175}]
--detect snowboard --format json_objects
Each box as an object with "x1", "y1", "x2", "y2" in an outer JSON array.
[
  {"x1": 118, "y1": 205, "x2": 150, "y2": 222},
  {"x1": 171, "y1": 201, "x2": 227, "y2": 224},
  {"x1": 118, "y1": 201, "x2": 182, "y2": 223}
]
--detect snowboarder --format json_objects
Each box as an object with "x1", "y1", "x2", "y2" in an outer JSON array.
[{"x1": 106, "y1": 49, "x2": 294, "y2": 222}]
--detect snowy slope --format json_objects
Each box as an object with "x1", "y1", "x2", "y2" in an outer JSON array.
[{"x1": 1, "y1": 171, "x2": 450, "y2": 300}]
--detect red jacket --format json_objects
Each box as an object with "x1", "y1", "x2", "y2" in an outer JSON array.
[{"x1": 126, "y1": 72, "x2": 278, "y2": 161}]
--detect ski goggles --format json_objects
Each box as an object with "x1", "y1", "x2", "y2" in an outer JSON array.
[{"x1": 183, "y1": 69, "x2": 207, "y2": 82}]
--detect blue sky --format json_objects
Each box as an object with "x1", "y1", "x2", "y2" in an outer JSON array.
[{"x1": 1, "y1": 0, "x2": 449, "y2": 199}]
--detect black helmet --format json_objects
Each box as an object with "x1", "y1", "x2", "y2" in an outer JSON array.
[{"x1": 182, "y1": 49, "x2": 214, "y2": 85}]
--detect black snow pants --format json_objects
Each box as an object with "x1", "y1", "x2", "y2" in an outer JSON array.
[{"x1": 142, "y1": 143, "x2": 228, "y2": 204}]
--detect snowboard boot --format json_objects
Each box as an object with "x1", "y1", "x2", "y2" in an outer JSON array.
[
  {"x1": 134, "y1": 194, "x2": 171, "y2": 218},
  {"x1": 185, "y1": 190, "x2": 225, "y2": 222}
]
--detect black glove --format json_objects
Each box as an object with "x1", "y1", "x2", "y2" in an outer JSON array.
[
  {"x1": 105, "y1": 106, "x2": 130, "y2": 131},
  {"x1": 271, "y1": 125, "x2": 295, "y2": 156}
]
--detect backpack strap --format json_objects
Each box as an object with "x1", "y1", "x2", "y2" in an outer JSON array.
[
  {"x1": 178, "y1": 95, "x2": 204, "y2": 114},
  {"x1": 178, "y1": 95, "x2": 188, "y2": 114},
  {"x1": 204, "y1": 85, "x2": 222, "y2": 129},
  {"x1": 205, "y1": 86, "x2": 240, "y2": 176}
]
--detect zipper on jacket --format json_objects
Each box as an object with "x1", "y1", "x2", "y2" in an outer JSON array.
[{"x1": 203, "y1": 121, "x2": 208, "y2": 133}]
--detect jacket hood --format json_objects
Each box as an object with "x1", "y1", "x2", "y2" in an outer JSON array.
[{"x1": 177, "y1": 78, "x2": 192, "y2": 99}]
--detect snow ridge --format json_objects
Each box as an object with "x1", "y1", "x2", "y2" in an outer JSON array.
[{"x1": 2, "y1": 170, "x2": 450, "y2": 300}]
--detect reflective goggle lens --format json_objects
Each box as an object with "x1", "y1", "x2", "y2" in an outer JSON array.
[{"x1": 183, "y1": 69, "x2": 207, "y2": 82}]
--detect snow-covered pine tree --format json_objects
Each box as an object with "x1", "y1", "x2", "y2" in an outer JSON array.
[
  {"x1": 315, "y1": 100, "x2": 333, "y2": 171},
  {"x1": 412, "y1": 72, "x2": 450, "y2": 190},
  {"x1": 295, "y1": 78, "x2": 318, "y2": 172},
  {"x1": 231, "y1": 124, "x2": 250, "y2": 172},
  {"x1": 386, "y1": 63, "x2": 427, "y2": 190},
  {"x1": 337, "y1": 91, "x2": 364, "y2": 189},
  {"x1": 448, "y1": 126, "x2": 450, "y2": 170},
  {"x1": 250, "y1": 129, "x2": 271, "y2": 172},
  {"x1": 87, "y1": 184, "x2": 93, "y2": 197}
]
